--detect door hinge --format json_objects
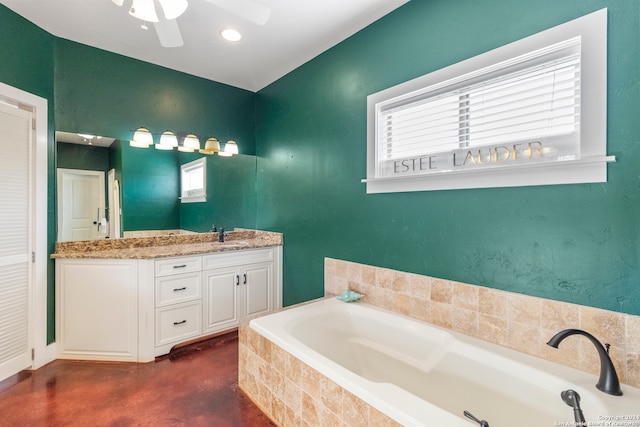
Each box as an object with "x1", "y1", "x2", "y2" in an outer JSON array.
[
  {"x1": 32, "y1": 118, "x2": 36, "y2": 130},
  {"x1": 32, "y1": 252, "x2": 35, "y2": 263},
  {"x1": 31, "y1": 348, "x2": 35, "y2": 361}
]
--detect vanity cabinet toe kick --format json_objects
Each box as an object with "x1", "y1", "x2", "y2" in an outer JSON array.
[{"x1": 55, "y1": 246, "x2": 283, "y2": 363}]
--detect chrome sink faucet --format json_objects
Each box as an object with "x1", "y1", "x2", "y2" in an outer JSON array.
[{"x1": 546, "y1": 329, "x2": 623, "y2": 396}]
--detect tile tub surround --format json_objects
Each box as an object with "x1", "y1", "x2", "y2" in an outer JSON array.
[
  {"x1": 324, "y1": 258, "x2": 640, "y2": 389},
  {"x1": 51, "y1": 229, "x2": 283, "y2": 259},
  {"x1": 239, "y1": 325, "x2": 402, "y2": 427}
]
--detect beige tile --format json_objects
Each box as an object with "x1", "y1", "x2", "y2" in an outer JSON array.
[
  {"x1": 392, "y1": 271, "x2": 412, "y2": 295},
  {"x1": 361, "y1": 264, "x2": 377, "y2": 287},
  {"x1": 302, "y1": 392, "x2": 321, "y2": 426},
  {"x1": 452, "y1": 282, "x2": 479, "y2": 311},
  {"x1": 626, "y1": 314, "x2": 640, "y2": 352},
  {"x1": 478, "y1": 287, "x2": 506, "y2": 318},
  {"x1": 392, "y1": 292, "x2": 411, "y2": 315},
  {"x1": 431, "y1": 278, "x2": 452, "y2": 304},
  {"x1": 285, "y1": 405, "x2": 302, "y2": 427},
  {"x1": 507, "y1": 293, "x2": 541, "y2": 327},
  {"x1": 410, "y1": 273, "x2": 431, "y2": 300},
  {"x1": 409, "y1": 297, "x2": 431, "y2": 322},
  {"x1": 348, "y1": 261, "x2": 365, "y2": 284},
  {"x1": 580, "y1": 306, "x2": 626, "y2": 348},
  {"x1": 625, "y1": 353, "x2": 640, "y2": 389},
  {"x1": 285, "y1": 353, "x2": 303, "y2": 385},
  {"x1": 541, "y1": 299, "x2": 580, "y2": 331},
  {"x1": 478, "y1": 314, "x2": 507, "y2": 346},
  {"x1": 507, "y1": 321, "x2": 541, "y2": 357},
  {"x1": 451, "y1": 308, "x2": 478, "y2": 336},
  {"x1": 370, "y1": 407, "x2": 403, "y2": 427},
  {"x1": 271, "y1": 345, "x2": 287, "y2": 374},
  {"x1": 320, "y1": 406, "x2": 341, "y2": 427},
  {"x1": 270, "y1": 369, "x2": 286, "y2": 398},
  {"x1": 285, "y1": 378, "x2": 302, "y2": 415},
  {"x1": 301, "y1": 364, "x2": 322, "y2": 397},
  {"x1": 320, "y1": 377, "x2": 343, "y2": 417},
  {"x1": 431, "y1": 301, "x2": 452, "y2": 329},
  {"x1": 376, "y1": 267, "x2": 395, "y2": 290},
  {"x1": 342, "y1": 390, "x2": 369, "y2": 426},
  {"x1": 271, "y1": 396, "x2": 286, "y2": 426}
]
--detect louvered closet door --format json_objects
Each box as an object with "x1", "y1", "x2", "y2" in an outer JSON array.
[{"x1": 0, "y1": 102, "x2": 33, "y2": 381}]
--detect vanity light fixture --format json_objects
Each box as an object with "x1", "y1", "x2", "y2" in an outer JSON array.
[
  {"x1": 179, "y1": 133, "x2": 201, "y2": 152},
  {"x1": 130, "y1": 127, "x2": 153, "y2": 148},
  {"x1": 156, "y1": 130, "x2": 179, "y2": 150},
  {"x1": 128, "y1": 128, "x2": 238, "y2": 155},
  {"x1": 221, "y1": 28, "x2": 242, "y2": 42},
  {"x1": 199, "y1": 137, "x2": 221, "y2": 155},
  {"x1": 219, "y1": 140, "x2": 239, "y2": 156}
]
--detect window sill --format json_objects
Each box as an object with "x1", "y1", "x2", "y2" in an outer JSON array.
[{"x1": 362, "y1": 155, "x2": 615, "y2": 193}]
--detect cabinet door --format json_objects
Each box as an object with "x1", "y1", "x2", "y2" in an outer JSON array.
[
  {"x1": 203, "y1": 266, "x2": 239, "y2": 334},
  {"x1": 243, "y1": 262, "x2": 272, "y2": 318},
  {"x1": 57, "y1": 259, "x2": 138, "y2": 362}
]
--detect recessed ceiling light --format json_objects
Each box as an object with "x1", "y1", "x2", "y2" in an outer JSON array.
[{"x1": 221, "y1": 28, "x2": 242, "y2": 42}]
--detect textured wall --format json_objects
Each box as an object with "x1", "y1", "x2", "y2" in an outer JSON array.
[{"x1": 256, "y1": 0, "x2": 640, "y2": 314}]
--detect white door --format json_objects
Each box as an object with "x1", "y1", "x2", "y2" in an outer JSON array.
[
  {"x1": 57, "y1": 169, "x2": 105, "y2": 241},
  {"x1": 0, "y1": 102, "x2": 33, "y2": 381}
]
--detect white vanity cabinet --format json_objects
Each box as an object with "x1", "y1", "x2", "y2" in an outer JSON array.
[
  {"x1": 56, "y1": 259, "x2": 139, "y2": 362},
  {"x1": 202, "y1": 248, "x2": 275, "y2": 335},
  {"x1": 153, "y1": 256, "x2": 203, "y2": 356},
  {"x1": 56, "y1": 245, "x2": 282, "y2": 362}
]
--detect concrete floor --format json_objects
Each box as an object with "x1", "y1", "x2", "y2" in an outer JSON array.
[{"x1": 0, "y1": 331, "x2": 275, "y2": 427}]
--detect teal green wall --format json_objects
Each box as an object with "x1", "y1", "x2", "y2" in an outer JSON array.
[
  {"x1": 0, "y1": 7, "x2": 56, "y2": 343},
  {"x1": 2, "y1": 0, "x2": 639, "y2": 348},
  {"x1": 57, "y1": 142, "x2": 110, "y2": 172},
  {"x1": 53, "y1": 39, "x2": 258, "y2": 232},
  {"x1": 0, "y1": 5, "x2": 259, "y2": 342},
  {"x1": 256, "y1": 0, "x2": 640, "y2": 315}
]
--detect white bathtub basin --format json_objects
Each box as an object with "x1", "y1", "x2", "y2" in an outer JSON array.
[{"x1": 250, "y1": 298, "x2": 640, "y2": 427}]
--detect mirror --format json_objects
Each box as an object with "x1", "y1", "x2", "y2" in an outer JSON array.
[
  {"x1": 55, "y1": 131, "x2": 259, "y2": 243},
  {"x1": 56, "y1": 131, "x2": 120, "y2": 241}
]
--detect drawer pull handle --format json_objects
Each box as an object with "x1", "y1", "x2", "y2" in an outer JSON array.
[
  {"x1": 173, "y1": 320, "x2": 187, "y2": 326},
  {"x1": 173, "y1": 264, "x2": 187, "y2": 269},
  {"x1": 236, "y1": 275, "x2": 240, "y2": 286},
  {"x1": 243, "y1": 274, "x2": 247, "y2": 285},
  {"x1": 173, "y1": 287, "x2": 187, "y2": 292}
]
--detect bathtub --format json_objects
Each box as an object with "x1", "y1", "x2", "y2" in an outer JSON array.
[{"x1": 249, "y1": 298, "x2": 640, "y2": 427}]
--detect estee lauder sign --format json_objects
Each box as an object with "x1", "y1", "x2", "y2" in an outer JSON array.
[{"x1": 389, "y1": 141, "x2": 554, "y2": 176}]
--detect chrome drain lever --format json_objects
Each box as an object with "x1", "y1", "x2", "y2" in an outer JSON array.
[{"x1": 464, "y1": 410, "x2": 490, "y2": 427}]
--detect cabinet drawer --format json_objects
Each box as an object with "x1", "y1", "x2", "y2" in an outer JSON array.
[
  {"x1": 202, "y1": 248, "x2": 274, "y2": 270},
  {"x1": 155, "y1": 256, "x2": 201, "y2": 277},
  {"x1": 155, "y1": 301, "x2": 202, "y2": 347},
  {"x1": 155, "y1": 273, "x2": 201, "y2": 307}
]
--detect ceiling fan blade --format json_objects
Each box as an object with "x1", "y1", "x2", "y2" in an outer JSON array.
[
  {"x1": 153, "y1": 18, "x2": 184, "y2": 48},
  {"x1": 206, "y1": 0, "x2": 271, "y2": 25}
]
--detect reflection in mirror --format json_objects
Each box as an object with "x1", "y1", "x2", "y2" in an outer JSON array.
[{"x1": 55, "y1": 131, "x2": 121, "y2": 242}]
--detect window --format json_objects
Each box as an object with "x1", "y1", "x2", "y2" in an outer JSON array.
[
  {"x1": 181, "y1": 158, "x2": 206, "y2": 203},
  {"x1": 365, "y1": 8, "x2": 612, "y2": 193}
]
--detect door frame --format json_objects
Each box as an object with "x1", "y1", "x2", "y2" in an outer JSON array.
[{"x1": 0, "y1": 81, "x2": 52, "y2": 369}]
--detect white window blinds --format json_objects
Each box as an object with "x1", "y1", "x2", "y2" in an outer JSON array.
[{"x1": 377, "y1": 37, "x2": 581, "y2": 175}]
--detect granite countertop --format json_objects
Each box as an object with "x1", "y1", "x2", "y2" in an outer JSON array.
[{"x1": 51, "y1": 229, "x2": 283, "y2": 260}]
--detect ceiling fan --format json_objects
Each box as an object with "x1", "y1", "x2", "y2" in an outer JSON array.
[{"x1": 112, "y1": 0, "x2": 271, "y2": 48}]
